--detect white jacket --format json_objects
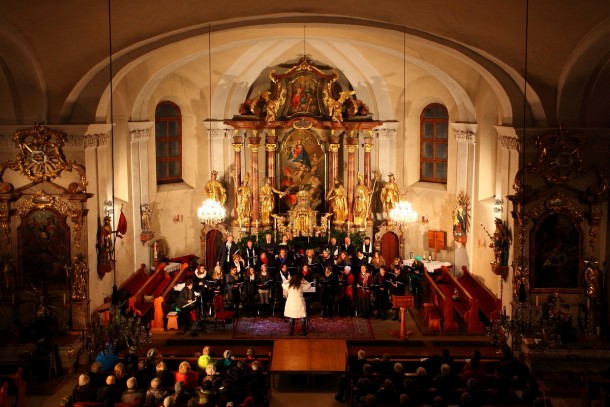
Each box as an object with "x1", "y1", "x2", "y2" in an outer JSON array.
[{"x1": 282, "y1": 280, "x2": 311, "y2": 318}]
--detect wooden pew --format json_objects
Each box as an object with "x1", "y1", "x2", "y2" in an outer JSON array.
[
  {"x1": 96, "y1": 264, "x2": 150, "y2": 323},
  {"x1": 434, "y1": 266, "x2": 484, "y2": 333},
  {"x1": 127, "y1": 263, "x2": 175, "y2": 318},
  {"x1": 152, "y1": 262, "x2": 189, "y2": 331},
  {"x1": 457, "y1": 266, "x2": 501, "y2": 323},
  {"x1": 0, "y1": 367, "x2": 25, "y2": 407},
  {"x1": 423, "y1": 270, "x2": 457, "y2": 331}
]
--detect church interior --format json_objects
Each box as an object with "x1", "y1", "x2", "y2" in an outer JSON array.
[{"x1": 1, "y1": 1, "x2": 610, "y2": 406}]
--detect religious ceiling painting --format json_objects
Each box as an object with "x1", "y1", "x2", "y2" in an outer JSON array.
[{"x1": 278, "y1": 128, "x2": 325, "y2": 213}]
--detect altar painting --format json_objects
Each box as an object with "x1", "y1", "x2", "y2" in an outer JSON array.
[
  {"x1": 278, "y1": 129, "x2": 325, "y2": 213},
  {"x1": 18, "y1": 209, "x2": 70, "y2": 287},
  {"x1": 285, "y1": 73, "x2": 322, "y2": 117}
]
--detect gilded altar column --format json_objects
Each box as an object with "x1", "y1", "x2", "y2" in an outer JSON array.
[
  {"x1": 266, "y1": 130, "x2": 277, "y2": 186},
  {"x1": 232, "y1": 131, "x2": 243, "y2": 218},
  {"x1": 346, "y1": 136, "x2": 358, "y2": 223},
  {"x1": 249, "y1": 131, "x2": 261, "y2": 227},
  {"x1": 329, "y1": 130, "x2": 341, "y2": 184},
  {"x1": 363, "y1": 131, "x2": 373, "y2": 188}
]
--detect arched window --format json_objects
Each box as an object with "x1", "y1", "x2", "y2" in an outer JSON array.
[
  {"x1": 420, "y1": 104, "x2": 448, "y2": 183},
  {"x1": 155, "y1": 102, "x2": 182, "y2": 184}
]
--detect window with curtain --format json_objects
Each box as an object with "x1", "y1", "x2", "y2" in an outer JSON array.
[
  {"x1": 420, "y1": 103, "x2": 448, "y2": 183},
  {"x1": 155, "y1": 101, "x2": 182, "y2": 184}
]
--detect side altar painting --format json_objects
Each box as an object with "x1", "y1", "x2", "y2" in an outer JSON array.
[{"x1": 279, "y1": 129, "x2": 325, "y2": 213}]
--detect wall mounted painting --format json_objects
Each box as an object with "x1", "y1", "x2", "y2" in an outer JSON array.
[{"x1": 278, "y1": 129, "x2": 325, "y2": 214}]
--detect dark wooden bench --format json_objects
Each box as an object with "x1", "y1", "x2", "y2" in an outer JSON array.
[
  {"x1": 127, "y1": 263, "x2": 173, "y2": 318},
  {"x1": 152, "y1": 262, "x2": 189, "y2": 331},
  {"x1": 434, "y1": 266, "x2": 484, "y2": 333},
  {"x1": 96, "y1": 264, "x2": 150, "y2": 323},
  {"x1": 457, "y1": 266, "x2": 501, "y2": 323},
  {"x1": 423, "y1": 269, "x2": 456, "y2": 331}
]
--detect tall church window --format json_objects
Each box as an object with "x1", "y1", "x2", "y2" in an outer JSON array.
[
  {"x1": 155, "y1": 102, "x2": 182, "y2": 184},
  {"x1": 420, "y1": 103, "x2": 448, "y2": 183}
]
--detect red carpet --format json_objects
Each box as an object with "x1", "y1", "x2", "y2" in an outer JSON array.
[{"x1": 232, "y1": 316, "x2": 374, "y2": 339}]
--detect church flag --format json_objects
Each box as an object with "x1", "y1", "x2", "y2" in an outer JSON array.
[{"x1": 116, "y1": 209, "x2": 127, "y2": 238}]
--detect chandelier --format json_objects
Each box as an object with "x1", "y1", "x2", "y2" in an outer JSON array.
[
  {"x1": 389, "y1": 200, "x2": 418, "y2": 225},
  {"x1": 197, "y1": 198, "x2": 226, "y2": 226}
]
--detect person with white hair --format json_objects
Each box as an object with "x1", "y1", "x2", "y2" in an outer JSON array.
[
  {"x1": 145, "y1": 377, "x2": 167, "y2": 407},
  {"x1": 72, "y1": 373, "x2": 96, "y2": 402},
  {"x1": 121, "y1": 377, "x2": 145, "y2": 405},
  {"x1": 338, "y1": 265, "x2": 354, "y2": 316}
]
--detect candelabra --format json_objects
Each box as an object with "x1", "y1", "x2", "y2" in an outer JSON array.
[{"x1": 197, "y1": 199, "x2": 226, "y2": 226}]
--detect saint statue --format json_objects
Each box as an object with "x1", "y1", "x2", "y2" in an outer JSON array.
[
  {"x1": 353, "y1": 172, "x2": 371, "y2": 228},
  {"x1": 236, "y1": 175, "x2": 253, "y2": 226},
  {"x1": 380, "y1": 172, "x2": 400, "y2": 218},
  {"x1": 98, "y1": 215, "x2": 113, "y2": 267},
  {"x1": 205, "y1": 170, "x2": 227, "y2": 205},
  {"x1": 490, "y1": 218, "x2": 511, "y2": 267},
  {"x1": 259, "y1": 177, "x2": 286, "y2": 226},
  {"x1": 326, "y1": 178, "x2": 347, "y2": 225},
  {"x1": 140, "y1": 203, "x2": 152, "y2": 231}
]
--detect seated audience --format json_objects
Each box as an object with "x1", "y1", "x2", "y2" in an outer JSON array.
[
  {"x1": 145, "y1": 377, "x2": 167, "y2": 407},
  {"x1": 72, "y1": 374, "x2": 97, "y2": 402},
  {"x1": 174, "y1": 361, "x2": 199, "y2": 390},
  {"x1": 121, "y1": 377, "x2": 145, "y2": 406}
]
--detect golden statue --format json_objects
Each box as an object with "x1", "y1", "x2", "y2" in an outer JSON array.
[
  {"x1": 236, "y1": 173, "x2": 253, "y2": 225},
  {"x1": 380, "y1": 172, "x2": 400, "y2": 218},
  {"x1": 288, "y1": 190, "x2": 317, "y2": 237},
  {"x1": 259, "y1": 177, "x2": 286, "y2": 226},
  {"x1": 205, "y1": 170, "x2": 227, "y2": 205},
  {"x1": 584, "y1": 262, "x2": 600, "y2": 299},
  {"x1": 323, "y1": 85, "x2": 355, "y2": 122},
  {"x1": 72, "y1": 255, "x2": 89, "y2": 301},
  {"x1": 326, "y1": 178, "x2": 347, "y2": 225},
  {"x1": 353, "y1": 172, "x2": 371, "y2": 228},
  {"x1": 98, "y1": 215, "x2": 113, "y2": 267}
]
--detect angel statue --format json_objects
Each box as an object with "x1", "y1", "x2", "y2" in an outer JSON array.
[
  {"x1": 205, "y1": 170, "x2": 227, "y2": 205},
  {"x1": 323, "y1": 84, "x2": 355, "y2": 122}
]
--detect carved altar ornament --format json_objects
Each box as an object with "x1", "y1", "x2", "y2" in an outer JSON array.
[
  {"x1": 0, "y1": 125, "x2": 88, "y2": 192},
  {"x1": 512, "y1": 256, "x2": 529, "y2": 297},
  {"x1": 583, "y1": 258, "x2": 600, "y2": 300},
  {"x1": 71, "y1": 254, "x2": 89, "y2": 301},
  {"x1": 17, "y1": 190, "x2": 72, "y2": 216},
  {"x1": 68, "y1": 209, "x2": 85, "y2": 249},
  {"x1": 526, "y1": 193, "x2": 584, "y2": 222},
  {"x1": 530, "y1": 128, "x2": 586, "y2": 185}
]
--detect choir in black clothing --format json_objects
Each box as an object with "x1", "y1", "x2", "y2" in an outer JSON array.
[{"x1": 176, "y1": 234, "x2": 425, "y2": 325}]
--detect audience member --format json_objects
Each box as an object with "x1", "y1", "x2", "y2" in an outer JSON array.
[
  {"x1": 174, "y1": 361, "x2": 199, "y2": 390},
  {"x1": 145, "y1": 377, "x2": 167, "y2": 407},
  {"x1": 121, "y1": 377, "x2": 145, "y2": 406},
  {"x1": 97, "y1": 375, "x2": 121, "y2": 407},
  {"x1": 72, "y1": 374, "x2": 97, "y2": 402}
]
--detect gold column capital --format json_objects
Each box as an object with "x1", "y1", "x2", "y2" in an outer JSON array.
[
  {"x1": 363, "y1": 143, "x2": 373, "y2": 153},
  {"x1": 347, "y1": 144, "x2": 359, "y2": 154},
  {"x1": 232, "y1": 143, "x2": 243, "y2": 152},
  {"x1": 329, "y1": 143, "x2": 340, "y2": 153},
  {"x1": 265, "y1": 143, "x2": 277, "y2": 152},
  {"x1": 249, "y1": 144, "x2": 260, "y2": 153}
]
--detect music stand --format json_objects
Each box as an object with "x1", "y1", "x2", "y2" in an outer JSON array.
[{"x1": 389, "y1": 295, "x2": 414, "y2": 340}]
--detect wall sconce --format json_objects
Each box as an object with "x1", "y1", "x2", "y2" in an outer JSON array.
[
  {"x1": 421, "y1": 215, "x2": 429, "y2": 225},
  {"x1": 173, "y1": 214, "x2": 183, "y2": 223},
  {"x1": 103, "y1": 200, "x2": 113, "y2": 217},
  {"x1": 493, "y1": 198, "x2": 503, "y2": 213}
]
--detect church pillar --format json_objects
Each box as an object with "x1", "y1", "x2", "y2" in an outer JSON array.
[
  {"x1": 232, "y1": 132, "x2": 243, "y2": 220},
  {"x1": 452, "y1": 124, "x2": 477, "y2": 278},
  {"x1": 346, "y1": 134, "x2": 358, "y2": 223},
  {"x1": 248, "y1": 131, "x2": 261, "y2": 227},
  {"x1": 363, "y1": 131, "x2": 373, "y2": 188},
  {"x1": 265, "y1": 130, "x2": 277, "y2": 186},
  {"x1": 128, "y1": 121, "x2": 153, "y2": 268}
]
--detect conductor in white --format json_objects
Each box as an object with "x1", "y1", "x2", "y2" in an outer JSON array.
[{"x1": 282, "y1": 272, "x2": 311, "y2": 336}]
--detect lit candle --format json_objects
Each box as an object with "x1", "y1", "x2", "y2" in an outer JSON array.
[{"x1": 535, "y1": 295, "x2": 538, "y2": 307}]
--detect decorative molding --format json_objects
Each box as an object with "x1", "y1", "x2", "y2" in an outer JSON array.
[
  {"x1": 130, "y1": 128, "x2": 151, "y2": 143},
  {"x1": 83, "y1": 134, "x2": 100, "y2": 149},
  {"x1": 374, "y1": 128, "x2": 396, "y2": 140},
  {"x1": 329, "y1": 143, "x2": 340, "y2": 153},
  {"x1": 0, "y1": 134, "x2": 10, "y2": 148},
  {"x1": 249, "y1": 144, "x2": 259, "y2": 153},
  {"x1": 98, "y1": 132, "x2": 110, "y2": 146},
  {"x1": 454, "y1": 130, "x2": 476, "y2": 144},
  {"x1": 232, "y1": 143, "x2": 243, "y2": 152},
  {"x1": 363, "y1": 143, "x2": 373, "y2": 153},
  {"x1": 265, "y1": 143, "x2": 277, "y2": 152},
  {"x1": 347, "y1": 144, "x2": 359, "y2": 154},
  {"x1": 498, "y1": 135, "x2": 521, "y2": 151},
  {"x1": 208, "y1": 128, "x2": 229, "y2": 139}
]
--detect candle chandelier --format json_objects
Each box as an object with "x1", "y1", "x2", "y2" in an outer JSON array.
[
  {"x1": 197, "y1": 198, "x2": 226, "y2": 226},
  {"x1": 389, "y1": 199, "x2": 418, "y2": 225}
]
